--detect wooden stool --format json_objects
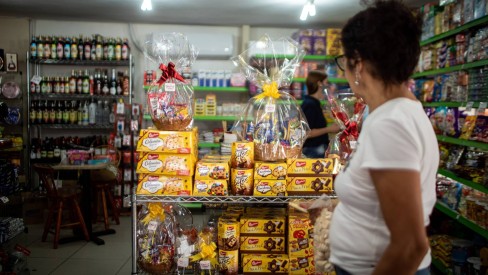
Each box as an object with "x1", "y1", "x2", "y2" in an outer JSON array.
[{"x1": 33, "y1": 164, "x2": 89, "y2": 249}]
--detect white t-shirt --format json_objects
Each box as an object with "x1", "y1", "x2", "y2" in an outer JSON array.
[{"x1": 329, "y1": 98, "x2": 439, "y2": 274}]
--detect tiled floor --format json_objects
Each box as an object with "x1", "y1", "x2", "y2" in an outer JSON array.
[{"x1": 5, "y1": 216, "x2": 133, "y2": 275}]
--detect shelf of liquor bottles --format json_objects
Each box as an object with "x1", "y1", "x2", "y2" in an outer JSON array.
[{"x1": 31, "y1": 124, "x2": 113, "y2": 130}]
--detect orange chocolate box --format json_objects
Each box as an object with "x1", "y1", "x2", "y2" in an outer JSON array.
[
  {"x1": 136, "y1": 152, "x2": 194, "y2": 176},
  {"x1": 195, "y1": 160, "x2": 230, "y2": 180},
  {"x1": 286, "y1": 177, "x2": 334, "y2": 194},
  {"x1": 193, "y1": 179, "x2": 229, "y2": 196},
  {"x1": 253, "y1": 180, "x2": 287, "y2": 197},
  {"x1": 136, "y1": 129, "x2": 196, "y2": 154},
  {"x1": 254, "y1": 162, "x2": 287, "y2": 180},
  {"x1": 240, "y1": 216, "x2": 286, "y2": 235},
  {"x1": 286, "y1": 158, "x2": 333, "y2": 176},
  {"x1": 242, "y1": 254, "x2": 289, "y2": 274},
  {"x1": 240, "y1": 236, "x2": 286, "y2": 253},
  {"x1": 136, "y1": 174, "x2": 192, "y2": 196}
]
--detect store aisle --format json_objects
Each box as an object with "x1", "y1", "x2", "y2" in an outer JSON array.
[{"x1": 10, "y1": 216, "x2": 132, "y2": 275}]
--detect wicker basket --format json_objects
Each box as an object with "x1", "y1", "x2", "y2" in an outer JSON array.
[
  {"x1": 137, "y1": 260, "x2": 174, "y2": 275},
  {"x1": 254, "y1": 143, "x2": 302, "y2": 162},
  {"x1": 152, "y1": 117, "x2": 192, "y2": 131}
]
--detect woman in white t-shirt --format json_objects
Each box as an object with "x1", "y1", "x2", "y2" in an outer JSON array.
[{"x1": 329, "y1": 1, "x2": 439, "y2": 274}]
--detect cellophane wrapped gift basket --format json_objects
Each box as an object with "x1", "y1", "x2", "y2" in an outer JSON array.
[
  {"x1": 144, "y1": 33, "x2": 198, "y2": 131},
  {"x1": 231, "y1": 35, "x2": 310, "y2": 162},
  {"x1": 325, "y1": 89, "x2": 366, "y2": 172}
]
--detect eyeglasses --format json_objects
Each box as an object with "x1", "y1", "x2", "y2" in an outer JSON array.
[{"x1": 335, "y1": 55, "x2": 346, "y2": 71}]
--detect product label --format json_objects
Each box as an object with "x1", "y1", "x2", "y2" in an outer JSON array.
[
  {"x1": 265, "y1": 103, "x2": 276, "y2": 113},
  {"x1": 142, "y1": 180, "x2": 164, "y2": 194},
  {"x1": 164, "y1": 83, "x2": 176, "y2": 92},
  {"x1": 147, "y1": 220, "x2": 158, "y2": 232},
  {"x1": 141, "y1": 159, "x2": 163, "y2": 172},
  {"x1": 142, "y1": 138, "x2": 164, "y2": 151},
  {"x1": 177, "y1": 257, "x2": 189, "y2": 268},
  {"x1": 200, "y1": 260, "x2": 211, "y2": 270}
]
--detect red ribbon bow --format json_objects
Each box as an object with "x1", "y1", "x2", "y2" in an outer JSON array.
[{"x1": 157, "y1": 62, "x2": 185, "y2": 85}]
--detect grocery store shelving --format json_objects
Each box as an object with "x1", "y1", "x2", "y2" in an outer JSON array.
[
  {"x1": 31, "y1": 94, "x2": 130, "y2": 100},
  {"x1": 143, "y1": 114, "x2": 239, "y2": 121},
  {"x1": 436, "y1": 135, "x2": 488, "y2": 150},
  {"x1": 198, "y1": 142, "x2": 220, "y2": 148},
  {"x1": 420, "y1": 15, "x2": 488, "y2": 46},
  {"x1": 412, "y1": 59, "x2": 488, "y2": 78},
  {"x1": 31, "y1": 124, "x2": 113, "y2": 130},
  {"x1": 143, "y1": 85, "x2": 248, "y2": 93},
  {"x1": 431, "y1": 257, "x2": 452, "y2": 275},
  {"x1": 421, "y1": 101, "x2": 484, "y2": 108},
  {"x1": 29, "y1": 59, "x2": 130, "y2": 66},
  {"x1": 135, "y1": 195, "x2": 328, "y2": 204},
  {"x1": 438, "y1": 168, "x2": 488, "y2": 194},
  {"x1": 434, "y1": 202, "x2": 488, "y2": 239}
]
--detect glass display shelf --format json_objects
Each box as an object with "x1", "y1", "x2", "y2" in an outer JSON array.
[
  {"x1": 412, "y1": 59, "x2": 488, "y2": 78},
  {"x1": 135, "y1": 195, "x2": 330, "y2": 204},
  {"x1": 436, "y1": 135, "x2": 488, "y2": 150},
  {"x1": 29, "y1": 59, "x2": 130, "y2": 66},
  {"x1": 438, "y1": 168, "x2": 488, "y2": 194},
  {"x1": 421, "y1": 15, "x2": 488, "y2": 46},
  {"x1": 435, "y1": 202, "x2": 488, "y2": 239}
]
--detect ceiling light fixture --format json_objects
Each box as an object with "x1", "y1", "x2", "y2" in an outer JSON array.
[
  {"x1": 141, "y1": 0, "x2": 152, "y2": 11},
  {"x1": 300, "y1": 0, "x2": 316, "y2": 21}
]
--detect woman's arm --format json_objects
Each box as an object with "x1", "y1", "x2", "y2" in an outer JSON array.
[
  {"x1": 307, "y1": 124, "x2": 340, "y2": 138},
  {"x1": 370, "y1": 169, "x2": 430, "y2": 275}
]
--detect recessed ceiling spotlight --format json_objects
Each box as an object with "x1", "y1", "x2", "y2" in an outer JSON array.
[{"x1": 141, "y1": 0, "x2": 152, "y2": 11}]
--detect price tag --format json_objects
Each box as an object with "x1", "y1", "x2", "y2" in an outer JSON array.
[
  {"x1": 349, "y1": 140, "x2": 358, "y2": 150},
  {"x1": 177, "y1": 257, "x2": 189, "y2": 268},
  {"x1": 0, "y1": 196, "x2": 9, "y2": 204},
  {"x1": 265, "y1": 104, "x2": 276, "y2": 113},
  {"x1": 466, "y1": 101, "x2": 474, "y2": 112},
  {"x1": 165, "y1": 83, "x2": 176, "y2": 92},
  {"x1": 31, "y1": 75, "x2": 42, "y2": 85},
  {"x1": 477, "y1": 102, "x2": 487, "y2": 114},
  {"x1": 117, "y1": 102, "x2": 125, "y2": 114},
  {"x1": 147, "y1": 220, "x2": 158, "y2": 232},
  {"x1": 200, "y1": 260, "x2": 211, "y2": 270}
]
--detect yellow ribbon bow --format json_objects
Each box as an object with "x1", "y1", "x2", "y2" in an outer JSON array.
[
  {"x1": 141, "y1": 203, "x2": 166, "y2": 225},
  {"x1": 255, "y1": 81, "x2": 280, "y2": 100},
  {"x1": 190, "y1": 231, "x2": 219, "y2": 268}
]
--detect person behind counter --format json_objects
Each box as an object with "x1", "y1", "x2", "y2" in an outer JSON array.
[
  {"x1": 329, "y1": 0, "x2": 438, "y2": 274},
  {"x1": 301, "y1": 70, "x2": 339, "y2": 158}
]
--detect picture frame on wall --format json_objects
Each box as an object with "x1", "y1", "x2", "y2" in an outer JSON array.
[{"x1": 5, "y1": 53, "x2": 17, "y2": 72}]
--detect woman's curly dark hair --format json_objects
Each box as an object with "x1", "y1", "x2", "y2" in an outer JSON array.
[{"x1": 341, "y1": 0, "x2": 422, "y2": 85}]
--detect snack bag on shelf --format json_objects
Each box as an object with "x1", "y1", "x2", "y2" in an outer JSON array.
[
  {"x1": 137, "y1": 202, "x2": 176, "y2": 275},
  {"x1": 231, "y1": 35, "x2": 310, "y2": 162},
  {"x1": 144, "y1": 33, "x2": 198, "y2": 131},
  {"x1": 325, "y1": 89, "x2": 366, "y2": 169}
]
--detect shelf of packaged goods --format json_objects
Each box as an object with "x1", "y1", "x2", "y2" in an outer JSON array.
[
  {"x1": 143, "y1": 85, "x2": 248, "y2": 93},
  {"x1": 30, "y1": 94, "x2": 130, "y2": 100},
  {"x1": 29, "y1": 59, "x2": 130, "y2": 66},
  {"x1": 420, "y1": 15, "x2": 488, "y2": 46},
  {"x1": 438, "y1": 168, "x2": 488, "y2": 194},
  {"x1": 436, "y1": 135, "x2": 488, "y2": 150},
  {"x1": 435, "y1": 202, "x2": 488, "y2": 239},
  {"x1": 31, "y1": 124, "x2": 113, "y2": 130},
  {"x1": 252, "y1": 54, "x2": 337, "y2": 61},
  {"x1": 143, "y1": 114, "x2": 239, "y2": 122},
  {"x1": 422, "y1": 101, "x2": 484, "y2": 108},
  {"x1": 0, "y1": 146, "x2": 23, "y2": 154},
  {"x1": 412, "y1": 59, "x2": 488, "y2": 78},
  {"x1": 135, "y1": 195, "x2": 328, "y2": 204},
  {"x1": 194, "y1": 86, "x2": 248, "y2": 92},
  {"x1": 431, "y1": 257, "x2": 452, "y2": 275},
  {"x1": 292, "y1": 77, "x2": 348, "y2": 84},
  {"x1": 198, "y1": 142, "x2": 221, "y2": 148}
]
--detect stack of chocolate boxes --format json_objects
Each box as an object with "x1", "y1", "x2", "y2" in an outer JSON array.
[
  {"x1": 135, "y1": 128, "x2": 198, "y2": 195},
  {"x1": 286, "y1": 158, "x2": 334, "y2": 195},
  {"x1": 194, "y1": 155, "x2": 230, "y2": 196},
  {"x1": 288, "y1": 207, "x2": 316, "y2": 275}
]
